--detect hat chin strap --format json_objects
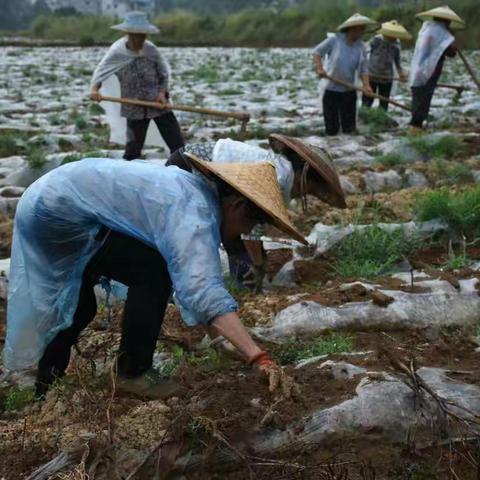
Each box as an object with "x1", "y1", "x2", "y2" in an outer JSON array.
[{"x1": 300, "y1": 162, "x2": 310, "y2": 213}]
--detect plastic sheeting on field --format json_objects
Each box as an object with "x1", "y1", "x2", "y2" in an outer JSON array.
[
  {"x1": 409, "y1": 21, "x2": 454, "y2": 87},
  {"x1": 4, "y1": 159, "x2": 237, "y2": 371},
  {"x1": 212, "y1": 139, "x2": 294, "y2": 202},
  {"x1": 91, "y1": 36, "x2": 170, "y2": 149}
]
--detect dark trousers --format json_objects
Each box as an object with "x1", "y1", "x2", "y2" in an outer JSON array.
[
  {"x1": 410, "y1": 72, "x2": 440, "y2": 128},
  {"x1": 36, "y1": 230, "x2": 172, "y2": 395},
  {"x1": 124, "y1": 112, "x2": 185, "y2": 160},
  {"x1": 362, "y1": 81, "x2": 393, "y2": 111},
  {"x1": 323, "y1": 89, "x2": 357, "y2": 136}
]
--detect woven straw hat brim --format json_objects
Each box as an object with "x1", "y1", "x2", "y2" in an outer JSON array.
[
  {"x1": 185, "y1": 153, "x2": 308, "y2": 245},
  {"x1": 416, "y1": 6, "x2": 466, "y2": 30},
  {"x1": 378, "y1": 21, "x2": 412, "y2": 40},
  {"x1": 337, "y1": 14, "x2": 379, "y2": 32},
  {"x1": 268, "y1": 134, "x2": 347, "y2": 209},
  {"x1": 111, "y1": 24, "x2": 160, "y2": 34}
]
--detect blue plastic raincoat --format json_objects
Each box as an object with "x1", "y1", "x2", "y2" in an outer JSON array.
[{"x1": 4, "y1": 159, "x2": 237, "y2": 371}]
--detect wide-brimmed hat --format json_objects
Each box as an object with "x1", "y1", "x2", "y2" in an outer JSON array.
[
  {"x1": 185, "y1": 153, "x2": 307, "y2": 245},
  {"x1": 337, "y1": 13, "x2": 379, "y2": 33},
  {"x1": 111, "y1": 11, "x2": 160, "y2": 35},
  {"x1": 378, "y1": 20, "x2": 412, "y2": 40},
  {"x1": 268, "y1": 134, "x2": 347, "y2": 209},
  {"x1": 416, "y1": 5, "x2": 466, "y2": 30}
]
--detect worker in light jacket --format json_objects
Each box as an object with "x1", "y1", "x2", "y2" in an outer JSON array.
[
  {"x1": 90, "y1": 11, "x2": 184, "y2": 159},
  {"x1": 313, "y1": 13, "x2": 378, "y2": 136},
  {"x1": 409, "y1": 6, "x2": 465, "y2": 132}
]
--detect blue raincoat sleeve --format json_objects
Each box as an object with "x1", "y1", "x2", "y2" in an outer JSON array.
[{"x1": 4, "y1": 159, "x2": 237, "y2": 371}]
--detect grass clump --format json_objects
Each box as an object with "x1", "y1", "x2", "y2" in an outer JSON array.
[
  {"x1": 359, "y1": 106, "x2": 396, "y2": 133},
  {"x1": 375, "y1": 152, "x2": 406, "y2": 168},
  {"x1": 432, "y1": 160, "x2": 474, "y2": 186},
  {"x1": 0, "y1": 132, "x2": 19, "y2": 157},
  {"x1": 157, "y1": 344, "x2": 228, "y2": 376},
  {"x1": 409, "y1": 135, "x2": 463, "y2": 160},
  {"x1": 332, "y1": 225, "x2": 416, "y2": 278},
  {"x1": 26, "y1": 147, "x2": 47, "y2": 170},
  {"x1": 4, "y1": 387, "x2": 35, "y2": 412},
  {"x1": 416, "y1": 186, "x2": 480, "y2": 239},
  {"x1": 275, "y1": 333, "x2": 354, "y2": 365}
]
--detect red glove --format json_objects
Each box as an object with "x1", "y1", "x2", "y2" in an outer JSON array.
[{"x1": 249, "y1": 352, "x2": 299, "y2": 398}]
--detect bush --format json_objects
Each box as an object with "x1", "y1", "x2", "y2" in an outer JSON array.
[
  {"x1": 416, "y1": 186, "x2": 480, "y2": 239},
  {"x1": 332, "y1": 225, "x2": 417, "y2": 278}
]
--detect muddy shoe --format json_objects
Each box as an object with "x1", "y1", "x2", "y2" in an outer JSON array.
[{"x1": 115, "y1": 369, "x2": 186, "y2": 400}]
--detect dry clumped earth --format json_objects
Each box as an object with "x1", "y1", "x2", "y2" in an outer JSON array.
[{"x1": 1, "y1": 47, "x2": 480, "y2": 479}]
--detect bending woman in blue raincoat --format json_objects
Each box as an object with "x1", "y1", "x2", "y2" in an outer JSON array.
[
  {"x1": 167, "y1": 134, "x2": 347, "y2": 291},
  {"x1": 4, "y1": 155, "x2": 305, "y2": 399}
]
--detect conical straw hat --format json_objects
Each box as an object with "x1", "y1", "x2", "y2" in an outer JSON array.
[
  {"x1": 337, "y1": 13, "x2": 379, "y2": 33},
  {"x1": 269, "y1": 133, "x2": 347, "y2": 209},
  {"x1": 185, "y1": 153, "x2": 307, "y2": 245},
  {"x1": 416, "y1": 5, "x2": 465, "y2": 30},
  {"x1": 378, "y1": 20, "x2": 412, "y2": 40}
]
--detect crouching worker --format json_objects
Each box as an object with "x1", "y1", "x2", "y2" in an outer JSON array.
[
  {"x1": 362, "y1": 21, "x2": 411, "y2": 111},
  {"x1": 4, "y1": 156, "x2": 306, "y2": 399},
  {"x1": 409, "y1": 6, "x2": 465, "y2": 132},
  {"x1": 166, "y1": 134, "x2": 346, "y2": 290},
  {"x1": 313, "y1": 13, "x2": 378, "y2": 136}
]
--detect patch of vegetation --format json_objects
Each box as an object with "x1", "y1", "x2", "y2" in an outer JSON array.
[
  {"x1": 274, "y1": 334, "x2": 354, "y2": 365},
  {"x1": 3, "y1": 387, "x2": 35, "y2": 412},
  {"x1": 219, "y1": 88, "x2": 244, "y2": 96},
  {"x1": 89, "y1": 103, "x2": 105, "y2": 115},
  {"x1": 375, "y1": 152, "x2": 406, "y2": 168},
  {"x1": 0, "y1": 132, "x2": 20, "y2": 157},
  {"x1": 26, "y1": 146, "x2": 47, "y2": 170},
  {"x1": 432, "y1": 160, "x2": 474, "y2": 186},
  {"x1": 444, "y1": 254, "x2": 471, "y2": 270},
  {"x1": 157, "y1": 344, "x2": 229, "y2": 376},
  {"x1": 359, "y1": 106, "x2": 396, "y2": 133},
  {"x1": 332, "y1": 226, "x2": 417, "y2": 278},
  {"x1": 61, "y1": 153, "x2": 82, "y2": 165},
  {"x1": 409, "y1": 135, "x2": 463, "y2": 160},
  {"x1": 416, "y1": 186, "x2": 480, "y2": 239}
]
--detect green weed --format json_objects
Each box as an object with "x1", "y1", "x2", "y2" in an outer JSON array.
[
  {"x1": 26, "y1": 147, "x2": 47, "y2": 170},
  {"x1": 432, "y1": 160, "x2": 474, "y2": 186},
  {"x1": 275, "y1": 334, "x2": 354, "y2": 365},
  {"x1": 415, "y1": 186, "x2": 480, "y2": 239},
  {"x1": 157, "y1": 344, "x2": 228, "y2": 376},
  {"x1": 444, "y1": 254, "x2": 470, "y2": 270},
  {"x1": 0, "y1": 132, "x2": 19, "y2": 157},
  {"x1": 409, "y1": 135, "x2": 463, "y2": 160},
  {"x1": 332, "y1": 226, "x2": 417, "y2": 278},
  {"x1": 375, "y1": 152, "x2": 406, "y2": 168},
  {"x1": 89, "y1": 103, "x2": 105, "y2": 115},
  {"x1": 4, "y1": 387, "x2": 35, "y2": 411},
  {"x1": 359, "y1": 106, "x2": 396, "y2": 133},
  {"x1": 61, "y1": 153, "x2": 82, "y2": 165}
]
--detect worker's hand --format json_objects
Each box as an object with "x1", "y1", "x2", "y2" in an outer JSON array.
[
  {"x1": 90, "y1": 89, "x2": 102, "y2": 102},
  {"x1": 243, "y1": 264, "x2": 265, "y2": 293},
  {"x1": 252, "y1": 352, "x2": 301, "y2": 400},
  {"x1": 317, "y1": 67, "x2": 327, "y2": 79},
  {"x1": 363, "y1": 84, "x2": 373, "y2": 96},
  {"x1": 156, "y1": 91, "x2": 168, "y2": 104},
  {"x1": 399, "y1": 72, "x2": 407, "y2": 83}
]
